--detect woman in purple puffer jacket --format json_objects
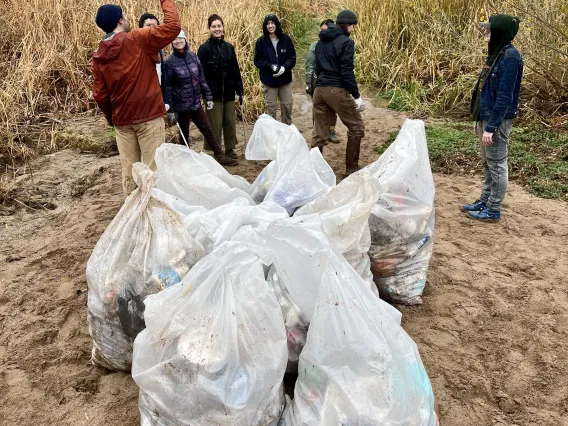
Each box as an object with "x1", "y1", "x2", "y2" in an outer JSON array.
[{"x1": 163, "y1": 30, "x2": 237, "y2": 165}]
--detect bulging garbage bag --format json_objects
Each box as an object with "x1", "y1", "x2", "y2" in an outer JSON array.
[
  {"x1": 132, "y1": 241, "x2": 288, "y2": 426},
  {"x1": 245, "y1": 115, "x2": 330, "y2": 212},
  {"x1": 266, "y1": 216, "x2": 400, "y2": 373},
  {"x1": 282, "y1": 247, "x2": 437, "y2": 426},
  {"x1": 155, "y1": 143, "x2": 254, "y2": 209},
  {"x1": 364, "y1": 119, "x2": 436, "y2": 305},
  {"x1": 86, "y1": 163, "x2": 205, "y2": 371},
  {"x1": 295, "y1": 172, "x2": 380, "y2": 293}
]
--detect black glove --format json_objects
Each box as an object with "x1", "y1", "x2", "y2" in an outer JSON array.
[{"x1": 238, "y1": 95, "x2": 243, "y2": 106}]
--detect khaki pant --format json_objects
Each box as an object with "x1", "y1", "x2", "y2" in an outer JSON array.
[
  {"x1": 262, "y1": 83, "x2": 293, "y2": 125},
  {"x1": 114, "y1": 117, "x2": 165, "y2": 195},
  {"x1": 312, "y1": 86, "x2": 364, "y2": 172},
  {"x1": 205, "y1": 101, "x2": 237, "y2": 151}
]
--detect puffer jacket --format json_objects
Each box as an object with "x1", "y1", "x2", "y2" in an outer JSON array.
[
  {"x1": 254, "y1": 15, "x2": 296, "y2": 88},
  {"x1": 315, "y1": 23, "x2": 360, "y2": 99},
  {"x1": 164, "y1": 49, "x2": 213, "y2": 112},
  {"x1": 197, "y1": 37, "x2": 243, "y2": 102}
]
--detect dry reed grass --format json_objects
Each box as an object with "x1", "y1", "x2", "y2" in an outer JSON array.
[
  {"x1": 346, "y1": 0, "x2": 568, "y2": 123},
  {"x1": 0, "y1": 0, "x2": 566, "y2": 168},
  {"x1": 0, "y1": 0, "x2": 322, "y2": 166}
]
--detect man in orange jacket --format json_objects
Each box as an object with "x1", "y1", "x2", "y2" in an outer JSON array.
[{"x1": 92, "y1": 1, "x2": 181, "y2": 195}]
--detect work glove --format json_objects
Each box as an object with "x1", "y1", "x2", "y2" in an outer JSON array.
[
  {"x1": 207, "y1": 101, "x2": 214, "y2": 110},
  {"x1": 166, "y1": 112, "x2": 176, "y2": 125},
  {"x1": 306, "y1": 85, "x2": 310, "y2": 95},
  {"x1": 271, "y1": 65, "x2": 279, "y2": 73},
  {"x1": 165, "y1": 103, "x2": 170, "y2": 112},
  {"x1": 273, "y1": 66, "x2": 285, "y2": 78},
  {"x1": 238, "y1": 95, "x2": 243, "y2": 106},
  {"x1": 354, "y1": 97, "x2": 365, "y2": 112}
]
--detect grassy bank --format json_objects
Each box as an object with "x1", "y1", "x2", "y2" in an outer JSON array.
[{"x1": 377, "y1": 123, "x2": 568, "y2": 201}]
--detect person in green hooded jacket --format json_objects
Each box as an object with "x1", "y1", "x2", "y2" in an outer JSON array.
[{"x1": 463, "y1": 14, "x2": 523, "y2": 222}]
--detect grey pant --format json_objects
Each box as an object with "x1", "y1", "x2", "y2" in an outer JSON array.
[
  {"x1": 262, "y1": 83, "x2": 293, "y2": 125},
  {"x1": 478, "y1": 119, "x2": 512, "y2": 212},
  {"x1": 204, "y1": 101, "x2": 237, "y2": 152}
]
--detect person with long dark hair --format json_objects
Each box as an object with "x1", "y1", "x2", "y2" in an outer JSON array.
[{"x1": 197, "y1": 14, "x2": 244, "y2": 160}]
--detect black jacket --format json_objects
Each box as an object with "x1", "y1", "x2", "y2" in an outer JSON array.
[
  {"x1": 197, "y1": 37, "x2": 244, "y2": 102},
  {"x1": 315, "y1": 24, "x2": 360, "y2": 99},
  {"x1": 254, "y1": 15, "x2": 296, "y2": 87}
]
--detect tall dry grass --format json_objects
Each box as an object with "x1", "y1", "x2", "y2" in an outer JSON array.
[
  {"x1": 1, "y1": 0, "x2": 567, "y2": 167},
  {"x1": 345, "y1": 0, "x2": 568, "y2": 123},
  {"x1": 0, "y1": 0, "x2": 323, "y2": 165}
]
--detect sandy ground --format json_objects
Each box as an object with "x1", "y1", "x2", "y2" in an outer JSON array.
[{"x1": 1, "y1": 93, "x2": 567, "y2": 426}]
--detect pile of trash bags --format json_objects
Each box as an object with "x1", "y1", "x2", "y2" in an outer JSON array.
[{"x1": 86, "y1": 115, "x2": 438, "y2": 424}]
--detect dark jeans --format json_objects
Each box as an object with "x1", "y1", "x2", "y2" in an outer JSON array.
[
  {"x1": 478, "y1": 119, "x2": 512, "y2": 212},
  {"x1": 177, "y1": 107, "x2": 221, "y2": 155}
]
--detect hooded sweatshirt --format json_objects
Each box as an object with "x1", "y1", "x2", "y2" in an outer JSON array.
[
  {"x1": 253, "y1": 15, "x2": 296, "y2": 87},
  {"x1": 314, "y1": 24, "x2": 360, "y2": 99},
  {"x1": 471, "y1": 14, "x2": 523, "y2": 129},
  {"x1": 91, "y1": 0, "x2": 180, "y2": 126}
]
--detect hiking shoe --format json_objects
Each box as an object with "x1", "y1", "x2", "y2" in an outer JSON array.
[
  {"x1": 226, "y1": 149, "x2": 238, "y2": 160},
  {"x1": 328, "y1": 129, "x2": 340, "y2": 144},
  {"x1": 215, "y1": 153, "x2": 238, "y2": 166},
  {"x1": 462, "y1": 199, "x2": 487, "y2": 212},
  {"x1": 467, "y1": 209, "x2": 501, "y2": 222}
]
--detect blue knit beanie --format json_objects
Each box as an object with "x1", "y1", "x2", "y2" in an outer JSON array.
[{"x1": 95, "y1": 4, "x2": 123, "y2": 33}]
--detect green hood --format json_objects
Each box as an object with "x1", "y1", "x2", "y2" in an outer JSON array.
[{"x1": 487, "y1": 14, "x2": 520, "y2": 66}]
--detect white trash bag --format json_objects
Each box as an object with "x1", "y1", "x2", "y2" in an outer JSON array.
[
  {"x1": 155, "y1": 143, "x2": 254, "y2": 209},
  {"x1": 246, "y1": 114, "x2": 330, "y2": 212},
  {"x1": 132, "y1": 241, "x2": 288, "y2": 426},
  {"x1": 86, "y1": 163, "x2": 204, "y2": 371},
  {"x1": 295, "y1": 172, "x2": 380, "y2": 294},
  {"x1": 282, "y1": 247, "x2": 437, "y2": 426},
  {"x1": 266, "y1": 216, "x2": 400, "y2": 373},
  {"x1": 364, "y1": 119, "x2": 436, "y2": 305}
]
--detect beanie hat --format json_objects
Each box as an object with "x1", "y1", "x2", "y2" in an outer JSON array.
[
  {"x1": 95, "y1": 4, "x2": 123, "y2": 33},
  {"x1": 336, "y1": 9, "x2": 358, "y2": 25},
  {"x1": 177, "y1": 30, "x2": 187, "y2": 39},
  {"x1": 139, "y1": 12, "x2": 160, "y2": 28}
]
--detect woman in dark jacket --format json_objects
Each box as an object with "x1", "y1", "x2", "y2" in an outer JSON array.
[
  {"x1": 254, "y1": 14, "x2": 296, "y2": 125},
  {"x1": 163, "y1": 30, "x2": 237, "y2": 166},
  {"x1": 198, "y1": 14, "x2": 244, "y2": 160}
]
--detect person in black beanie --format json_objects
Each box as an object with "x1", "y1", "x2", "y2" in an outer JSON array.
[
  {"x1": 92, "y1": 0, "x2": 180, "y2": 195},
  {"x1": 312, "y1": 9, "x2": 365, "y2": 176}
]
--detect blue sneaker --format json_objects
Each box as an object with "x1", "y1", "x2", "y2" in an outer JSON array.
[
  {"x1": 467, "y1": 209, "x2": 501, "y2": 222},
  {"x1": 462, "y1": 199, "x2": 486, "y2": 212}
]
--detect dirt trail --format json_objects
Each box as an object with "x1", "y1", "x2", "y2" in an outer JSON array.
[{"x1": 1, "y1": 92, "x2": 567, "y2": 426}]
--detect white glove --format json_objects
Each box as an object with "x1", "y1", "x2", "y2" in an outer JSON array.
[
  {"x1": 273, "y1": 66, "x2": 285, "y2": 77},
  {"x1": 206, "y1": 101, "x2": 214, "y2": 110},
  {"x1": 354, "y1": 97, "x2": 365, "y2": 112},
  {"x1": 272, "y1": 65, "x2": 279, "y2": 73},
  {"x1": 165, "y1": 104, "x2": 170, "y2": 112}
]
